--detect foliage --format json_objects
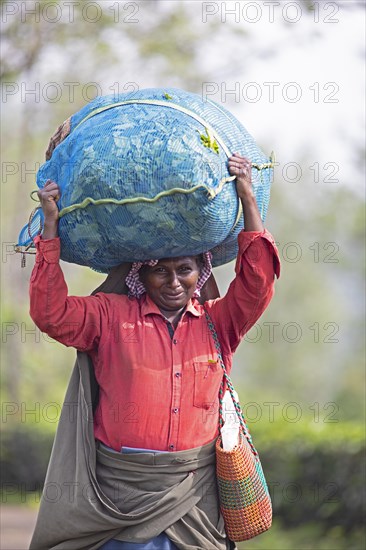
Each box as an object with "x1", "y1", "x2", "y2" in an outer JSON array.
[
  {"x1": 1, "y1": 0, "x2": 117, "y2": 81},
  {"x1": 1, "y1": 3, "x2": 365, "y2": 549},
  {"x1": 1, "y1": 425, "x2": 53, "y2": 494},
  {"x1": 238, "y1": 519, "x2": 365, "y2": 550},
  {"x1": 1, "y1": 419, "x2": 364, "y2": 538}
]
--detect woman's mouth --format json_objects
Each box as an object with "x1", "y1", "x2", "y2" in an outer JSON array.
[{"x1": 164, "y1": 291, "x2": 185, "y2": 300}]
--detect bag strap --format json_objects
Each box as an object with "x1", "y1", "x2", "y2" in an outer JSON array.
[{"x1": 204, "y1": 309, "x2": 258, "y2": 456}]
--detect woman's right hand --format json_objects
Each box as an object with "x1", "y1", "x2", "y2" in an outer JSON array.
[{"x1": 37, "y1": 180, "x2": 60, "y2": 239}]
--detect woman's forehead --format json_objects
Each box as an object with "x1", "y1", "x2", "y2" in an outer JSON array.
[
  {"x1": 155, "y1": 256, "x2": 199, "y2": 267},
  {"x1": 156, "y1": 256, "x2": 199, "y2": 266}
]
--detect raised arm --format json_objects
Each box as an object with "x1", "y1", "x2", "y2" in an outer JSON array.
[
  {"x1": 38, "y1": 179, "x2": 60, "y2": 240},
  {"x1": 228, "y1": 152, "x2": 264, "y2": 232},
  {"x1": 206, "y1": 154, "x2": 280, "y2": 356},
  {"x1": 29, "y1": 181, "x2": 109, "y2": 351}
]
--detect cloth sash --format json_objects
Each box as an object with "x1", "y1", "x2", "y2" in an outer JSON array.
[{"x1": 29, "y1": 352, "x2": 234, "y2": 550}]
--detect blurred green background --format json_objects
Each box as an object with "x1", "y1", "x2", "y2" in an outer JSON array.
[{"x1": 1, "y1": 1, "x2": 365, "y2": 548}]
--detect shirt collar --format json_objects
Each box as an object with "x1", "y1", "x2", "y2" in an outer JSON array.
[{"x1": 140, "y1": 294, "x2": 202, "y2": 318}]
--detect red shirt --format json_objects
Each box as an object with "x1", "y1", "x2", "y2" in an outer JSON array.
[{"x1": 29, "y1": 230, "x2": 280, "y2": 451}]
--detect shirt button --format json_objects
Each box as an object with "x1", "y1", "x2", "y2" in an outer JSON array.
[
  {"x1": 175, "y1": 372, "x2": 181, "y2": 378},
  {"x1": 173, "y1": 339, "x2": 178, "y2": 345},
  {"x1": 169, "y1": 444, "x2": 174, "y2": 450},
  {"x1": 173, "y1": 407, "x2": 179, "y2": 413}
]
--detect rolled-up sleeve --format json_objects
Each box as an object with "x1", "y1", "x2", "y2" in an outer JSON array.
[
  {"x1": 29, "y1": 236, "x2": 108, "y2": 352},
  {"x1": 207, "y1": 229, "x2": 280, "y2": 354}
]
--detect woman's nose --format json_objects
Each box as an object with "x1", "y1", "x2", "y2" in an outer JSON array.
[{"x1": 168, "y1": 272, "x2": 181, "y2": 288}]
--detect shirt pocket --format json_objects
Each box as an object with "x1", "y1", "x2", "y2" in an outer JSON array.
[{"x1": 193, "y1": 360, "x2": 223, "y2": 410}]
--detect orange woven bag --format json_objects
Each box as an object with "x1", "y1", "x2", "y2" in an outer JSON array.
[{"x1": 205, "y1": 310, "x2": 272, "y2": 541}]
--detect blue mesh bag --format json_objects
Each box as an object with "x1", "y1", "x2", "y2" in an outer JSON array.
[{"x1": 17, "y1": 88, "x2": 274, "y2": 272}]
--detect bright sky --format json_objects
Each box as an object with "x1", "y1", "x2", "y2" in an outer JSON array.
[{"x1": 193, "y1": 1, "x2": 365, "y2": 196}]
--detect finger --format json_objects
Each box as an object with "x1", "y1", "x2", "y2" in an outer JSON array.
[
  {"x1": 42, "y1": 182, "x2": 60, "y2": 196},
  {"x1": 43, "y1": 186, "x2": 59, "y2": 195},
  {"x1": 230, "y1": 152, "x2": 251, "y2": 164},
  {"x1": 38, "y1": 191, "x2": 60, "y2": 205},
  {"x1": 228, "y1": 164, "x2": 251, "y2": 177},
  {"x1": 44, "y1": 179, "x2": 57, "y2": 188},
  {"x1": 229, "y1": 160, "x2": 251, "y2": 170},
  {"x1": 230, "y1": 157, "x2": 251, "y2": 166},
  {"x1": 231, "y1": 152, "x2": 246, "y2": 160},
  {"x1": 228, "y1": 162, "x2": 250, "y2": 173},
  {"x1": 39, "y1": 187, "x2": 59, "y2": 197},
  {"x1": 39, "y1": 182, "x2": 60, "y2": 196}
]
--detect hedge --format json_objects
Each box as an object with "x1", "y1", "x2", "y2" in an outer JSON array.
[{"x1": 1, "y1": 420, "x2": 364, "y2": 533}]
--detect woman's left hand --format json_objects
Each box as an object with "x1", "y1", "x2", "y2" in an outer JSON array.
[
  {"x1": 228, "y1": 152, "x2": 264, "y2": 231},
  {"x1": 228, "y1": 152, "x2": 253, "y2": 199}
]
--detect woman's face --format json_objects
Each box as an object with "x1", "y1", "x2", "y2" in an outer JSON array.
[{"x1": 139, "y1": 256, "x2": 201, "y2": 313}]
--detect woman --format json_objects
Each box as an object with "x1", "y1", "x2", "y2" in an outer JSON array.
[{"x1": 29, "y1": 153, "x2": 280, "y2": 550}]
